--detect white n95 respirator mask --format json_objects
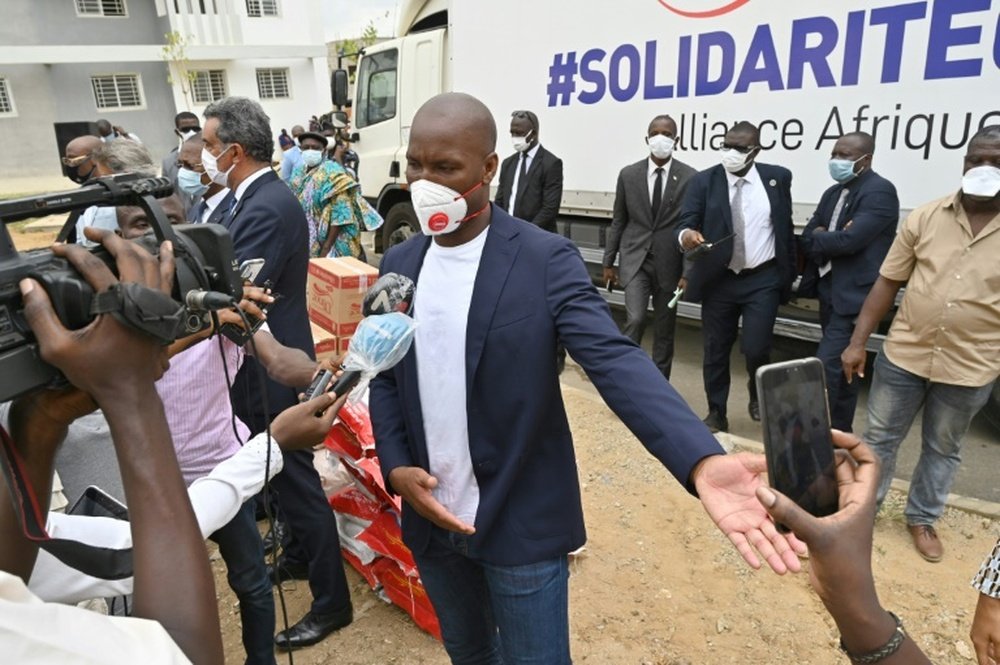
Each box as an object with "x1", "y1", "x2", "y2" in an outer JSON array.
[{"x1": 410, "y1": 179, "x2": 487, "y2": 235}]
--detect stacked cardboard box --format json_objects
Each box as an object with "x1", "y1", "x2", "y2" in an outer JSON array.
[
  {"x1": 306, "y1": 257, "x2": 378, "y2": 357},
  {"x1": 325, "y1": 398, "x2": 441, "y2": 640}
]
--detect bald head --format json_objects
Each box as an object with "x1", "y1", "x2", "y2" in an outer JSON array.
[
  {"x1": 66, "y1": 135, "x2": 102, "y2": 159},
  {"x1": 291, "y1": 125, "x2": 305, "y2": 137},
  {"x1": 412, "y1": 93, "x2": 497, "y2": 156}
]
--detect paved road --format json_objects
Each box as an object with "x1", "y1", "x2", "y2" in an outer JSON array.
[{"x1": 561, "y1": 313, "x2": 1000, "y2": 505}]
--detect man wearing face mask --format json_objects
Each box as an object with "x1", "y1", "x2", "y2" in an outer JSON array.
[
  {"x1": 370, "y1": 93, "x2": 806, "y2": 665},
  {"x1": 280, "y1": 124, "x2": 306, "y2": 183},
  {"x1": 493, "y1": 109, "x2": 563, "y2": 233},
  {"x1": 59, "y1": 135, "x2": 118, "y2": 246},
  {"x1": 175, "y1": 132, "x2": 229, "y2": 223},
  {"x1": 841, "y1": 125, "x2": 1000, "y2": 563},
  {"x1": 603, "y1": 115, "x2": 696, "y2": 380},
  {"x1": 161, "y1": 112, "x2": 202, "y2": 215},
  {"x1": 798, "y1": 132, "x2": 898, "y2": 432},
  {"x1": 201, "y1": 97, "x2": 354, "y2": 649},
  {"x1": 677, "y1": 121, "x2": 796, "y2": 433}
]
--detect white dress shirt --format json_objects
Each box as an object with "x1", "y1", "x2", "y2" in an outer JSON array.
[
  {"x1": 726, "y1": 164, "x2": 775, "y2": 271},
  {"x1": 199, "y1": 187, "x2": 230, "y2": 223},
  {"x1": 647, "y1": 157, "x2": 673, "y2": 206},
  {"x1": 508, "y1": 143, "x2": 540, "y2": 215}
]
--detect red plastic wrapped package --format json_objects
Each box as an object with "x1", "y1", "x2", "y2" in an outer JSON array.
[
  {"x1": 372, "y1": 558, "x2": 441, "y2": 640},
  {"x1": 357, "y1": 510, "x2": 418, "y2": 577}
]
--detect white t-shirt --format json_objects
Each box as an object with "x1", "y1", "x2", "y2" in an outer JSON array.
[
  {"x1": 0, "y1": 571, "x2": 190, "y2": 664},
  {"x1": 414, "y1": 227, "x2": 489, "y2": 525}
]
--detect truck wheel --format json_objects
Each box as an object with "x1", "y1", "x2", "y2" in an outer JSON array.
[
  {"x1": 981, "y1": 382, "x2": 1000, "y2": 435},
  {"x1": 382, "y1": 202, "x2": 418, "y2": 249}
]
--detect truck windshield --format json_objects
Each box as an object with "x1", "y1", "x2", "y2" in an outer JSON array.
[{"x1": 355, "y1": 49, "x2": 398, "y2": 129}]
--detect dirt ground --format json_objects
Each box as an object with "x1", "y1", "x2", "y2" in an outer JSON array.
[
  {"x1": 9, "y1": 225, "x2": 993, "y2": 664},
  {"x1": 209, "y1": 386, "x2": 996, "y2": 665}
]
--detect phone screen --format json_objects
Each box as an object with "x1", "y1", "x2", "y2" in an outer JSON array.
[
  {"x1": 69, "y1": 486, "x2": 129, "y2": 521},
  {"x1": 757, "y1": 359, "x2": 838, "y2": 528}
]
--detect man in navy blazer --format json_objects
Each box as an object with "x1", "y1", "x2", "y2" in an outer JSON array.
[
  {"x1": 799, "y1": 132, "x2": 899, "y2": 431},
  {"x1": 678, "y1": 122, "x2": 796, "y2": 433},
  {"x1": 202, "y1": 97, "x2": 353, "y2": 652},
  {"x1": 370, "y1": 93, "x2": 803, "y2": 664}
]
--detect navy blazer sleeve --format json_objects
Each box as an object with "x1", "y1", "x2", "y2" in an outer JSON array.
[
  {"x1": 807, "y1": 180, "x2": 899, "y2": 260},
  {"x1": 532, "y1": 155, "x2": 563, "y2": 228},
  {"x1": 544, "y1": 238, "x2": 724, "y2": 490},
  {"x1": 230, "y1": 200, "x2": 290, "y2": 290},
  {"x1": 677, "y1": 170, "x2": 710, "y2": 235}
]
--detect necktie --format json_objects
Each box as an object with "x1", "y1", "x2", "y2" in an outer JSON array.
[
  {"x1": 728, "y1": 178, "x2": 747, "y2": 272},
  {"x1": 514, "y1": 153, "x2": 530, "y2": 212},
  {"x1": 651, "y1": 167, "x2": 664, "y2": 220},
  {"x1": 819, "y1": 188, "x2": 849, "y2": 278},
  {"x1": 194, "y1": 199, "x2": 208, "y2": 223}
]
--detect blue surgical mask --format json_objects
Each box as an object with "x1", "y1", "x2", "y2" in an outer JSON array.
[
  {"x1": 828, "y1": 155, "x2": 866, "y2": 183},
  {"x1": 302, "y1": 149, "x2": 324, "y2": 168},
  {"x1": 177, "y1": 167, "x2": 209, "y2": 197}
]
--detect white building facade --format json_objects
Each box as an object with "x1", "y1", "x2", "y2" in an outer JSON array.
[{"x1": 0, "y1": 0, "x2": 329, "y2": 188}]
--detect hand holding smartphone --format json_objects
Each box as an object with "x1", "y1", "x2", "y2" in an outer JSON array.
[{"x1": 756, "y1": 358, "x2": 839, "y2": 532}]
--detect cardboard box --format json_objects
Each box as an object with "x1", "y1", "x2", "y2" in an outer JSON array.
[
  {"x1": 307, "y1": 257, "x2": 378, "y2": 335},
  {"x1": 311, "y1": 322, "x2": 338, "y2": 362}
]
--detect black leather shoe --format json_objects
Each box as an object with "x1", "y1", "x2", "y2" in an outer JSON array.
[
  {"x1": 262, "y1": 520, "x2": 287, "y2": 556},
  {"x1": 275, "y1": 606, "x2": 353, "y2": 650},
  {"x1": 748, "y1": 400, "x2": 761, "y2": 422},
  {"x1": 703, "y1": 410, "x2": 729, "y2": 433},
  {"x1": 267, "y1": 557, "x2": 309, "y2": 584}
]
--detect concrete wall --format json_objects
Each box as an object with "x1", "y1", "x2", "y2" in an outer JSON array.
[
  {"x1": 0, "y1": 0, "x2": 166, "y2": 47},
  {"x1": 0, "y1": 65, "x2": 61, "y2": 180}
]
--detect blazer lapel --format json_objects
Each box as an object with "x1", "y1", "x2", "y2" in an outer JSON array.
[
  {"x1": 465, "y1": 209, "x2": 520, "y2": 390},
  {"x1": 656, "y1": 165, "x2": 681, "y2": 227},
  {"x1": 757, "y1": 164, "x2": 783, "y2": 221},
  {"x1": 714, "y1": 167, "x2": 734, "y2": 233},
  {"x1": 398, "y1": 235, "x2": 433, "y2": 409}
]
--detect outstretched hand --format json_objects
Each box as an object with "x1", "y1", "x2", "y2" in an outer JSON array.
[
  {"x1": 694, "y1": 453, "x2": 806, "y2": 574},
  {"x1": 388, "y1": 466, "x2": 475, "y2": 535}
]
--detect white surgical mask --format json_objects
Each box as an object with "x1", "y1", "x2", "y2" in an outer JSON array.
[
  {"x1": 302, "y1": 149, "x2": 324, "y2": 168},
  {"x1": 410, "y1": 179, "x2": 486, "y2": 236},
  {"x1": 720, "y1": 147, "x2": 754, "y2": 173},
  {"x1": 201, "y1": 145, "x2": 234, "y2": 187},
  {"x1": 648, "y1": 135, "x2": 675, "y2": 160},
  {"x1": 961, "y1": 165, "x2": 1000, "y2": 199},
  {"x1": 176, "y1": 167, "x2": 209, "y2": 197},
  {"x1": 512, "y1": 130, "x2": 534, "y2": 153}
]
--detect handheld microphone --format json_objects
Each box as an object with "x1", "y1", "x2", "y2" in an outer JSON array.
[
  {"x1": 303, "y1": 273, "x2": 416, "y2": 402},
  {"x1": 184, "y1": 289, "x2": 236, "y2": 311},
  {"x1": 685, "y1": 233, "x2": 735, "y2": 261}
]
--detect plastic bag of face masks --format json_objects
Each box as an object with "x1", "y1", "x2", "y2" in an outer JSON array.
[{"x1": 340, "y1": 311, "x2": 417, "y2": 400}]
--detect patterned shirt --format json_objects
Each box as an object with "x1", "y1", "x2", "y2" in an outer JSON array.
[
  {"x1": 289, "y1": 160, "x2": 383, "y2": 259},
  {"x1": 972, "y1": 538, "x2": 1000, "y2": 599}
]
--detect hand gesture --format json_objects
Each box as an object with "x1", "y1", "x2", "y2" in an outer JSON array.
[
  {"x1": 841, "y1": 343, "x2": 867, "y2": 383},
  {"x1": 387, "y1": 466, "x2": 475, "y2": 535},
  {"x1": 271, "y1": 391, "x2": 347, "y2": 451},
  {"x1": 694, "y1": 453, "x2": 806, "y2": 574}
]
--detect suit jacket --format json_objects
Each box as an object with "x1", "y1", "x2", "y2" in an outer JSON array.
[
  {"x1": 798, "y1": 170, "x2": 899, "y2": 316},
  {"x1": 493, "y1": 145, "x2": 563, "y2": 232},
  {"x1": 220, "y1": 169, "x2": 313, "y2": 428},
  {"x1": 603, "y1": 157, "x2": 697, "y2": 288},
  {"x1": 369, "y1": 205, "x2": 723, "y2": 566},
  {"x1": 677, "y1": 163, "x2": 796, "y2": 303}
]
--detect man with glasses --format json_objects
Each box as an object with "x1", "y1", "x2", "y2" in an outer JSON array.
[
  {"x1": 494, "y1": 110, "x2": 563, "y2": 234},
  {"x1": 678, "y1": 121, "x2": 796, "y2": 433},
  {"x1": 61, "y1": 135, "x2": 118, "y2": 245},
  {"x1": 161, "y1": 112, "x2": 202, "y2": 215},
  {"x1": 174, "y1": 132, "x2": 229, "y2": 223}
]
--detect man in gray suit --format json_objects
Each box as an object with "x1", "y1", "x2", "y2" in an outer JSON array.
[{"x1": 603, "y1": 115, "x2": 696, "y2": 380}]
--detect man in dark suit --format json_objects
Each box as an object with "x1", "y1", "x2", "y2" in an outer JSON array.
[
  {"x1": 370, "y1": 93, "x2": 803, "y2": 664},
  {"x1": 603, "y1": 114, "x2": 696, "y2": 380},
  {"x1": 799, "y1": 132, "x2": 898, "y2": 431},
  {"x1": 678, "y1": 122, "x2": 796, "y2": 432},
  {"x1": 493, "y1": 109, "x2": 563, "y2": 233},
  {"x1": 160, "y1": 111, "x2": 201, "y2": 215},
  {"x1": 202, "y1": 97, "x2": 352, "y2": 651}
]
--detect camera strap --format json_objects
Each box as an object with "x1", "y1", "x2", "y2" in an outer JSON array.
[
  {"x1": 0, "y1": 425, "x2": 134, "y2": 581},
  {"x1": 90, "y1": 282, "x2": 187, "y2": 346}
]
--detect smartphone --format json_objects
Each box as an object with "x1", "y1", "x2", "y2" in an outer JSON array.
[
  {"x1": 240, "y1": 258, "x2": 265, "y2": 283},
  {"x1": 69, "y1": 486, "x2": 129, "y2": 521},
  {"x1": 219, "y1": 280, "x2": 276, "y2": 346},
  {"x1": 756, "y1": 358, "x2": 839, "y2": 531}
]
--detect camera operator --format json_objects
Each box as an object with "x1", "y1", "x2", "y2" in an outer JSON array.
[{"x1": 0, "y1": 229, "x2": 343, "y2": 663}]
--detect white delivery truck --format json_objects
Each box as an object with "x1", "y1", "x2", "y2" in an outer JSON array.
[{"x1": 332, "y1": 0, "x2": 1000, "y2": 424}]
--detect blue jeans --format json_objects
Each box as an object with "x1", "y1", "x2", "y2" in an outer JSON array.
[
  {"x1": 864, "y1": 352, "x2": 993, "y2": 525},
  {"x1": 209, "y1": 500, "x2": 276, "y2": 665},
  {"x1": 413, "y1": 528, "x2": 571, "y2": 665}
]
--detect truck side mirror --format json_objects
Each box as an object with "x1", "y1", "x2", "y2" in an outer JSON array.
[{"x1": 331, "y1": 69, "x2": 349, "y2": 107}]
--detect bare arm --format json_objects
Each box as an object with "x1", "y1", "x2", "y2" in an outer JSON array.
[{"x1": 248, "y1": 329, "x2": 317, "y2": 389}]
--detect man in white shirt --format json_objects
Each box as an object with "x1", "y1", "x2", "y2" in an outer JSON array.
[{"x1": 678, "y1": 122, "x2": 797, "y2": 433}]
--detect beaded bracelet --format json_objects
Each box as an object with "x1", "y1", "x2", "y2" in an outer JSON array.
[{"x1": 839, "y1": 612, "x2": 906, "y2": 664}]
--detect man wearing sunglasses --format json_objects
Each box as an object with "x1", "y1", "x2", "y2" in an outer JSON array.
[
  {"x1": 160, "y1": 112, "x2": 202, "y2": 215},
  {"x1": 60, "y1": 135, "x2": 118, "y2": 245},
  {"x1": 678, "y1": 121, "x2": 796, "y2": 433}
]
